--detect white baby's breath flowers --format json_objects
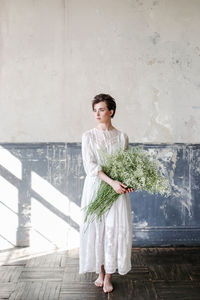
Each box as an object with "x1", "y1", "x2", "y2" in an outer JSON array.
[{"x1": 83, "y1": 146, "x2": 171, "y2": 227}]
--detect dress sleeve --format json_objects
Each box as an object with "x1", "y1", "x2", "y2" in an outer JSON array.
[{"x1": 81, "y1": 132, "x2": 102, "y2": 177}]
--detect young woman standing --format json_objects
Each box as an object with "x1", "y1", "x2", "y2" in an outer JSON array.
[{"x1": 79, "y1": 94, "x2": 133, "y2": 293}]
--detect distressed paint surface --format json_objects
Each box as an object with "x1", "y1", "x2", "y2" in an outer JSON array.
[
  {"x1": 0, "y1": 142, "x2": 200, "y2": 248},
  {"x1": 131, "y1": 143, "x2": 200, "y2": 245}
]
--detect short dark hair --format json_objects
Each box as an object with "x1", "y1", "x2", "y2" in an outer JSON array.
[{"x1": 92, "y1": 94, "x2": 116, "y2": 118}]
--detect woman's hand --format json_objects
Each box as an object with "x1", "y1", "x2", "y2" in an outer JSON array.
[
  {"x1": 111, "y1": 180, "x2": 134, "y2": 194},
  {"x1": 97, "y1": 171, "x2": 134, "y2": 194},
  {"x1": 126, "y1": 187, "x2": 134, "y2": 193}
]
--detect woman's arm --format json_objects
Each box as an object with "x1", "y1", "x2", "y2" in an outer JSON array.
[
  {"x1": 97, "y1": 170, "x2": 134, "y2": 194},
  {"x1": 82, "y1": 132, "x2": 102, "y2": 177}
]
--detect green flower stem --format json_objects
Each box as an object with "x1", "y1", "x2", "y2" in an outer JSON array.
[{"x1": 84, "y1": 181, "x2": 118, "y2": 223}]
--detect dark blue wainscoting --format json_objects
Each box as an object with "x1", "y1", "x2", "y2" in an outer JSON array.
[
  {"x1": 0, "y1": 143, "x2": 200, "y2": 247},
  {"x1": 131, "y1": 143, "x2": 200, "y2": 246}
]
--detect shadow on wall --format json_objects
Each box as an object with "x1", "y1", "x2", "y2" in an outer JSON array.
[{"x1": 0, "y1": 143, "x2": 83, "y2": 251}]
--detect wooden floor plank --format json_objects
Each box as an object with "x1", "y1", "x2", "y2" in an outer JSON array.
[
  {"x1": 189, "y1": 264, "x2": 200, "y2": 281},
  {"x1": 59, "y1": 282, "x2": 108, "y2": 300},
  {"x1": 26, "y1": 253, "x2": 63, "y2": 268},
  {"x1": 60, "y1": 256, "x2": 79, "y2": 268},
  {"x1": 63, "y1": 270, "x2": 97, "y2": 283},
  {"x1": 0, "y1": 282, "x2": 16, "y2": 299},
  {"x1": 148, "y1": 263, "x2": 191, "y2": 281},
  {"x1": 0, "y1": 266, "x2": 23, "y2": 283},
  {"x1": 131, "y1": 280, "x2": 157, "y2": 300},
  {"x1": 154, "y1": 280, "x2": 200, "y2": 300},
  {"x1": 9, "y1": 282, "x2": 61, "y2": 300},
  {"x1": 19, "y1": 267, "x2": 64, "y2": 281}
]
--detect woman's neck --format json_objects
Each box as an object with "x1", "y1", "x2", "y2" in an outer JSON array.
[{"x1": 96, "y1": 122, "x2": 114, "y2": 131}]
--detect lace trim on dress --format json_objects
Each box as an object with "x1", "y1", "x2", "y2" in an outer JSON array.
[{"x1": 92, "y1": 128, "x2": 119, "y2": 145}]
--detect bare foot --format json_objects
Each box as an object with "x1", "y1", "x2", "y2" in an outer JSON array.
[
  {"x1": 94, "y1": 266, "x2": 105, "y2": 287},
  {"x1": 103, "y1": 274, "x2": 113, "y2": 293},
  {"x1": 94, "y1": 276, "x2": 104, "y2": 287}
]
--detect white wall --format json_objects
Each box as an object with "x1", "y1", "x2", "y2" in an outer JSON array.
[{"x1": 0, "y1": 0, "x2": 200, "y2": 143}]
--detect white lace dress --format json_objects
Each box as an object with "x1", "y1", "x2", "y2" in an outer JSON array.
[{"x1": 79, "y1": 127, "x2": 133, "y2": 275}]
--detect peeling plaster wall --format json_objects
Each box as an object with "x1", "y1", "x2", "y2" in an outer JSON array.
[
  {"x1": 0, "y1": 0, "x2": 200, "y2": 143},
  {"x1": 0, "y1": 143, "x2": 200, "y2": 249}
]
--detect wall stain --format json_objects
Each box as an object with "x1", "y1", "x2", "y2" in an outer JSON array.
[
  {"x1": 192, "y1": 106, "x2": 200, "y2": 109},
  {"x1": 144, "y1": 88, "x2": 173, "y2": 142},
  {"x1": 153, "y1": 0, "x2": 159, "y2": 6},
  {"x1": 150, "y1": 32, "x2": 160, "y2": 45},
  {"x1": 146, "y1": 58, "x2": 165, "y2": 65}
]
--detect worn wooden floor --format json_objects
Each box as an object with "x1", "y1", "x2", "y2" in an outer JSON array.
[{"x1": 0, "y1": 246, "x2": 200, "y2": 299}]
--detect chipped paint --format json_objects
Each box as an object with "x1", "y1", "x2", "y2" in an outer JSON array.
[{"x1": 136, "y1": 221, "x2": 148, "y2": 228}]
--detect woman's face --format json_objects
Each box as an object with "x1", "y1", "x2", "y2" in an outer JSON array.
[{"x1": 93, "y1": 101, "x2": 113, "y2": 123}]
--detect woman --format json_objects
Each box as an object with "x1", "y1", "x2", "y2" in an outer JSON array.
[{"x1": 79, "y1": 93, "x2": 134, "y2": 293}]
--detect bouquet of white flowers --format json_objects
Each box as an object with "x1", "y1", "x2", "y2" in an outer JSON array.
[{"x1": 83, "y1": 146, "x2": 171, "y2": 225}]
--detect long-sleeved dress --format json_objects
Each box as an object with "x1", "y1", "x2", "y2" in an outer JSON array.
[{"x1": 79, "y1": 127, "x2": 133, "y2": 275}]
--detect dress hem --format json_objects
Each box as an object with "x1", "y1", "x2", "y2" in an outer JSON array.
[{"x1": 79, "y1": 266, "x2": 132, "y2": 276}]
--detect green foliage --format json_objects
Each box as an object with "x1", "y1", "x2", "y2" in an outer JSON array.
[{"x1": 83, "y1": 146, "x2": 171, "y2": 227}]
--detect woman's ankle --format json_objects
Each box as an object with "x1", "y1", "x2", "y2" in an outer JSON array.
[
  {"x1": 100, "y1": 270, "x2": 105, "y2": 275},
  {"x1": 101, "y1": 265, "x2": 105, "y2": 271},
  {"x1": 105, "y1": 273, "x2": 112, "y2": 279}
]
